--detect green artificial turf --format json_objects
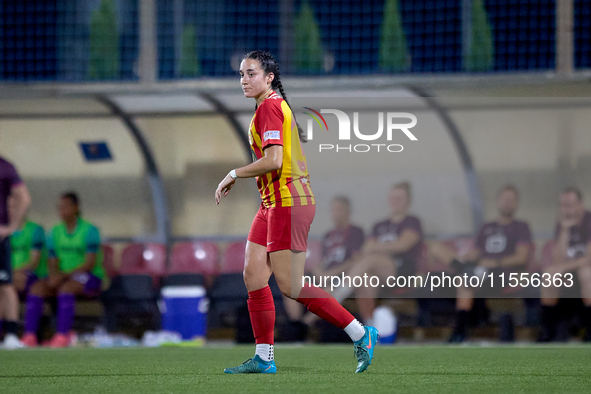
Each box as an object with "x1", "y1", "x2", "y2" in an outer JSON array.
[{"x1": 1, "y1": 344, "x2": 590, "y2": 393}]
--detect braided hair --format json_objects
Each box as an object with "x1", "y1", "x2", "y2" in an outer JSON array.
[{"x1": 243, "y1": 50, "x2": 307, "y2": 143}]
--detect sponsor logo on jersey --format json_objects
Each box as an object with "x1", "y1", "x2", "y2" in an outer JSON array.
[{"x1": 263, "y1": 130, "x2": 281, "y2": 142}]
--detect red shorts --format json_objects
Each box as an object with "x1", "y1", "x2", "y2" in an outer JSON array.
[{"x1": 247, "y1": 203, "x2": 316, "y2": 252}]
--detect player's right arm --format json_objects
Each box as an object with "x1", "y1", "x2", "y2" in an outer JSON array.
[
  {"x1": 46, "y1": 230, "x2": 66, "y2": 288},
  {"x1": 17, "y1": 226, "x2": 44, "y2": 272},
  {"x1": 17, "y1": 250, "x2": 41, "y2": 273},
  {"x1": 215, "y1": 145, "x2": 283, "y2": 204}
]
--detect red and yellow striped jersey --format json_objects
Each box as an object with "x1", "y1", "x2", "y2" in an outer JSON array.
[{"x1": 248, "y1": 91, "x2": 315, "y2": 208}]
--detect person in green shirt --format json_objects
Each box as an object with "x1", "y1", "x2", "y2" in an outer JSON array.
[
  {"x1": 11, "y1": 218, "x2": 47, "y2": 295},
  {"x1": 21, "y1": 192, "x2": 104, "y2": 348}
]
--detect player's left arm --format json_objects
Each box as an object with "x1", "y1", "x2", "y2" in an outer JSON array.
[
  {"x1": 72, "y1": 226, "x2": 100, "y2": 274},
  {"x1": 18, "y1": 226, "x2": 44, "y2": 272},
  {"x1": 234, "y1": 145, "x2": 284, "y2": 178},
  {"x1": 215, "y1": 145, "x2": 283, "y2": 204}
]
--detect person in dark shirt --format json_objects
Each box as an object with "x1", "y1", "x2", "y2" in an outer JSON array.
[
  {"x1": 0, "y1": 156, "x2": 32, "y2": 349},
  {"x1": 316, "y1": 196, "x2": 365, "y2": 279},
  {"x1": 347, "y1": 182, "x2": 423, "y2": 326},
  {"x1": 449, "y1": 185, "x2": 532, "y2": 342},
  {"x1": 539, "y1": 187, "x2": 591, "y2": 342}
]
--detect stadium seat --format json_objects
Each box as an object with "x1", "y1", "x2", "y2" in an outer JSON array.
[
  {"x1": 169, "y1": 242, "x2": 219, "y2": 275},
  {"x1": 102, "y1": 244, "x2": 118, "y2": 278},
  {"x1": 221, "y1": 241, "x2": 246, "y2": 273},
  {"x1": 416, "y1": 243, "x2": 430, "y2": 275},
  {"x1": 102, "y1": 244, "x2": 166, "y2": 332},
  {"x1": 120, "y1": 243, "x2": 166, "y2": 285},
  {"x1": 101, "y1": 274, "x2": 160, "y2": 333},
  {"x1": 304, "y1": 239, "x2": 323, "y2": 273},
  {"x1": 164, "y1": 242, "x2": 220, "y2": 287},
  {"x1": 209, "y1": 241, "x2": 248, "y2": 328}
]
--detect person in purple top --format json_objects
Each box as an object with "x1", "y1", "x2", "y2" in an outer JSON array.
[
  {"x1": 347, "y1": 182, "x2": 423, "y2": 326},
  {"x1": 283, "y1": 196, "x2": 365, "y2": 337},
  {"x1": 449, "y1": 185, "x2": 532, "y2": 342},
  {"x1": 0, "y1": 156, "x2": 32, "y2": 349},
  {"x1": 539, "y1": 187, "x2": 591, "y2": 342}
]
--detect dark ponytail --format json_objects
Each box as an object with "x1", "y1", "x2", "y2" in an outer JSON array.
[{"x1": 244, "y1": 50, "x2": 307, "y2": 143}]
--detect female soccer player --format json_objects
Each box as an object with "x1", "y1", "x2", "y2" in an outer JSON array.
[
  {"x1": 215, "y1": 51, "x2": 377, "y2": 374},
  {"x1": 21, "y1": 192, "x2": 104, "y2": 348}
]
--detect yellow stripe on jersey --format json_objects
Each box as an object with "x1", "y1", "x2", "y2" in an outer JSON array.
[{"x1": 249, "y1": 93, "x2": 314, "y2": 208}]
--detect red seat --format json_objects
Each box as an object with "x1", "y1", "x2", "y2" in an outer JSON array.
[
  {"x1": 221, "y1": 241, "x2": 247, "y2": 274},
  {"x1": 120, "y1": 243, "x2": 166, "y2": 280},
  {"x1": 415, "y1": 243, "x2": 430, "y2": 274},
  {"x1": 101, "y1": 244, "x2": 118, "y2": 277},
  {"x1": 170, "y1": 242, "x2": 219, "y2": 275},
  {"x1": 304, "y1": 239, "x2": 323, "y2": 272}
]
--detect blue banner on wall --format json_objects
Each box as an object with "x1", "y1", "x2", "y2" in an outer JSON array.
[{"x1": 79, "y1": 142, "x2": 113, "y2": 162}]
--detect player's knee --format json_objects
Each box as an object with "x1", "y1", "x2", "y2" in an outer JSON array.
[
  {"x1": 242, "y1": 269, "x2": 254, "y2": 287},
  {"x1": 275, "y1": 278, "x2": 293, "y2": 298},
  {"x1": 13, "y1": 274, "x2": 25, "y2": 289},
  {"x1": 58, "y1": 282, "x2": 77, "y2": 294},
  {"x1": 14, "y1": 282, "x2": 25, "y2": 293},
  {"x1": 29, "y1": 282, "x2": 45, "y2": 296},
  {"x1": 0, "y1": 284, "x2": 10, "y2": 295},
  {"x1": 242, "y1": 270, "x2": 267, "y2": 292}
]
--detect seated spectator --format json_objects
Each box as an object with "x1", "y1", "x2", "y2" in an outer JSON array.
[
  {"x1": 347, "y1": 182, "x2": 423, "y2": 326},
  {"x1": 539, "y1": 187, "x2": 591, "y2": 342},
  {"x1": 313, "y1": 196, "x2": 365, "y2": 282},
  {"x1": 282, "y1": 196, "x2": 364, "y2": 340},
  {"x1": 9, "y1": 197, "x2": 48, "y2": 296},
  {"x1": 21, "y1": 192, "x2": 104, "y2": 348},
  {"x1": 445, "y1": 185, "x2": 532, "y2": 342}
]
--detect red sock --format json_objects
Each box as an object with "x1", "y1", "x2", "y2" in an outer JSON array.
[
  {"x1": 247, "y1": 285, "x2": 275, "y2": 344},
  {"x1": 296, "y1": 283, "x2": 355, "y2": 329}
]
